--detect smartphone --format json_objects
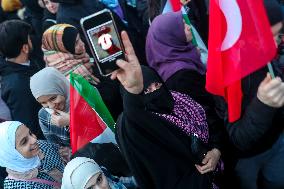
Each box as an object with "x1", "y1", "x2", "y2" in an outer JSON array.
[{"x1": 80, "y1": 9, "x2": 125, "y2": 76}]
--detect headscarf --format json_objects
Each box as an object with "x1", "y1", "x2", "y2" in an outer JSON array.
[
  {"x1": 155, "y1": 91, "x2": 209, "y2": 143},
  {"x1": 61, "y1": 157, "x2": 102, "y2": 189},
  {"x1": 141, "y1": 66, "x2": 209, "y2": 143},
  {"x1": 42, "y1": 24, "x2": 98, "y2": 85},
  {"x1": 30, "y1": 67, "x2": 70, "y2": 112},
  {"x1": 1, "y1": 0, "x2": 22, "y2": 12},
  {"x1": 0, "y1": 121, "x2": 41, "y2": 173},
  {"x1": 146, "y1": 11, "x2": 206, "y2": 81}
]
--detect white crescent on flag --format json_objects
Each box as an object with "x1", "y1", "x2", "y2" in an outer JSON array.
[{"x1": 219, "y1": 0, "x2": 242, "y2": 51}]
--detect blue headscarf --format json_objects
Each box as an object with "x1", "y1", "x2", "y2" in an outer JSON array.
[{"x1": 0, "y1": 121, "x2": 41, "y2": 172}]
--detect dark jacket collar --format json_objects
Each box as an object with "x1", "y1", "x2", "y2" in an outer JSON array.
[{"x1": 0, "y1": 58, "x2": 39, "y2": 77}]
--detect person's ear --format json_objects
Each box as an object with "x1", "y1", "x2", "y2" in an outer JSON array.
[{"x1": 21, "y1": 44, "x2": 29, "y2": 54}]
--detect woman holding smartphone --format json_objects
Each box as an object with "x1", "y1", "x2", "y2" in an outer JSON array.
[{"x1": 112, "y1": 31, "x2": 218, "y2": 189}]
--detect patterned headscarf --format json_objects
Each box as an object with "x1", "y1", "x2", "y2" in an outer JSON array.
[
  {"x1": 0, "y1": 121, "x2": 41, "y2": 172},
  {"x1": 155, "y1": 91, "x2": 209, "y2": 144},
  {"x1": 42, "y1": 24, "x2": 77, "y2": 53},
  {"x1": 42, "y1": 24, "x2": 98, "y2": 85}
]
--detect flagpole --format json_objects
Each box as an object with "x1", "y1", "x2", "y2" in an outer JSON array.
[
  {"x1": 181, "y1": 6, "x2": 197, "y2": 46},
  {"x1": 267, "y1": 62, "x2": 275, "y2": 78}
]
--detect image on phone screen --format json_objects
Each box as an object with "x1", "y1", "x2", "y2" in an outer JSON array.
[{"x1": 87, "y1": 20, "x2": 123, "y2": 64}]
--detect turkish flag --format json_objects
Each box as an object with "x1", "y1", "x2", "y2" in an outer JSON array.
[
  {"x1": 206, "y1": 0, "x2": 277, "y2": 122},
  {"x1": 169, "y1": 0, "x2": 181, "y2": 11}
]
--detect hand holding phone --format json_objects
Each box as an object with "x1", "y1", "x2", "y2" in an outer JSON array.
[
  {"x1": 110, "y1": 31, "x2": 143, "y2": 95},
  {"x1": 81, "y1": 9, "x2": 125, "y2": 76}
]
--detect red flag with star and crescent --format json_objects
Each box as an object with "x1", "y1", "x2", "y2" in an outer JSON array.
[{"x1": 206, "y1": 0, "x2": 277, "y2": 122}]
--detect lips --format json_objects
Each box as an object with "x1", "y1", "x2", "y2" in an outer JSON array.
[{"x1": 31, "y1": 144, "x2": 39, "y2": 152}]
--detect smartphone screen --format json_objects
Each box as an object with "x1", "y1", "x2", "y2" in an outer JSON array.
[{"x1": 81, "y1": 9, "x2": 124, "y2": 76}]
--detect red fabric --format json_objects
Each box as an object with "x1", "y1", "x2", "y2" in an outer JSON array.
[
  {"x1": 106, "y1": 41, "x2": 121, "y2": 55},
  {"x1": 169, "y1": 0, "x2": 181, "y2": 11},
  {"x1": 206, "y1": 0, "x2": 277, "y2": 122},
  {"x1": 70, "y1": 85, "x2": 106, "y2": 154}
]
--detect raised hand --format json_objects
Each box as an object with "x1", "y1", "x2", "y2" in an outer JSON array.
[
  {"x1": 110, "y1": 31, "x2": 143, "y2": 94},
  {"x1": 257, "y1": 73, "x2": 284, "y2": 108}
]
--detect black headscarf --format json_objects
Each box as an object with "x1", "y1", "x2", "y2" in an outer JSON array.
[
  {"x1": 116, "y1": 66, "x2": 211, "y2": 189},
  {"x1": 141, "y1": 66, "x2": 174, "y2": 114},
  {"x1": 62, "y1": 26, "x2": 78, "y2": 54}
]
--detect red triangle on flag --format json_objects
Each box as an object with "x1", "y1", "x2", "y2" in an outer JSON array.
[{"x1": 70, "y1": 84, "x2": 107, "y2": 153}]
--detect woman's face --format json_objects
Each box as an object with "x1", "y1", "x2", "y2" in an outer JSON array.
[
  {"x1": 37, "y1": 94, "x2": 66, "y2": 111},
  {"x1": 75, "y1": 35, "x2": 86, "y2": 55},
  {"x1": 85, "y1": 172, "x2": 110, "y2": 189},
  {"x1": 43, "y1": 0, "x2": 59, "y2": 14},
  {"x1": 16, "y1": 125, "x2": 39, "y2": 158},
  {"x1": 184, "y1": 21, "x2": 193, "y2": 42}
]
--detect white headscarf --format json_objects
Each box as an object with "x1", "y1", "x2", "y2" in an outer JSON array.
[
  {"x1": 0, "y1": 121, "x2": 41, "y2": 173},
  {"x1": 61, "y1": 157, "x2": 102, "y2": 189},
  {"x1": 30, "y1": 67, "x2": 70, "y2": 112}
]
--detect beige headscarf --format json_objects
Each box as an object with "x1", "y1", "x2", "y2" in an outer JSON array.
[{"x1": 61, "y1": 157, "x2": 102, "y2": 189}]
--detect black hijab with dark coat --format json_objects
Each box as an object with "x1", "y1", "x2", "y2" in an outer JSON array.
[{"x1": 116, "y1": 66, "x2": 211, "y2": 189}]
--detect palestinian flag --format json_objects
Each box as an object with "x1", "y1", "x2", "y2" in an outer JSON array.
[
  {"x1": 70, "y1": 73, "x2": 116, "y2": 154},
  {"x1": 162, "y1": 0, "x2": 181, "y2": 13}
]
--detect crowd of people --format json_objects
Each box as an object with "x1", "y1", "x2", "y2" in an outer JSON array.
[{"x1": 0, "y1": 0, "x2": 284, "y2": 189}]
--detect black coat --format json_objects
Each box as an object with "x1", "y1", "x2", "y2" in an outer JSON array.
[
  {"x1": 0, "y1": 7, "x2": 20, "y2": 23},
  {"x1": 116, "y1": 67, "x2": 211, "y2": 189},
  {"x1": 0, "y1": 58, "x2": 44, "y2": 138},
  {"x1": 71, "y1": 142, "x2": 131, "y2": 177},
  {"x1": 42, "y1": 10, "x2": 57, "y2": 32},
  {"x1": 218, "y1": 64, "x2": 284, "y2": 157},
  {"x1": 20, "y1": 0, "x2": 43, "y2": 18},
  {"x1": 20, "y1": 0, "x2": 43, "y2": 35},
  {"x1": 118, "y1": 0, "x2": 149, "y2": 65}
]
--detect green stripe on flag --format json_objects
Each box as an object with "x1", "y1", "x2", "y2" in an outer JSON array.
[
  {"x1": 70, "y1": 73, "x2": 115, "y2": 131},
  {"x1": 182, "y1": 6, "x2": 197, "y2": 46}
]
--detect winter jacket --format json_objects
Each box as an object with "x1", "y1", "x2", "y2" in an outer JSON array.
[
  {"x1": 0, "y1": 58, "x2": 44, "y2": 138},
  {"x1": 218, "y1": 62, "x2": 284, "y2": 157}
]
